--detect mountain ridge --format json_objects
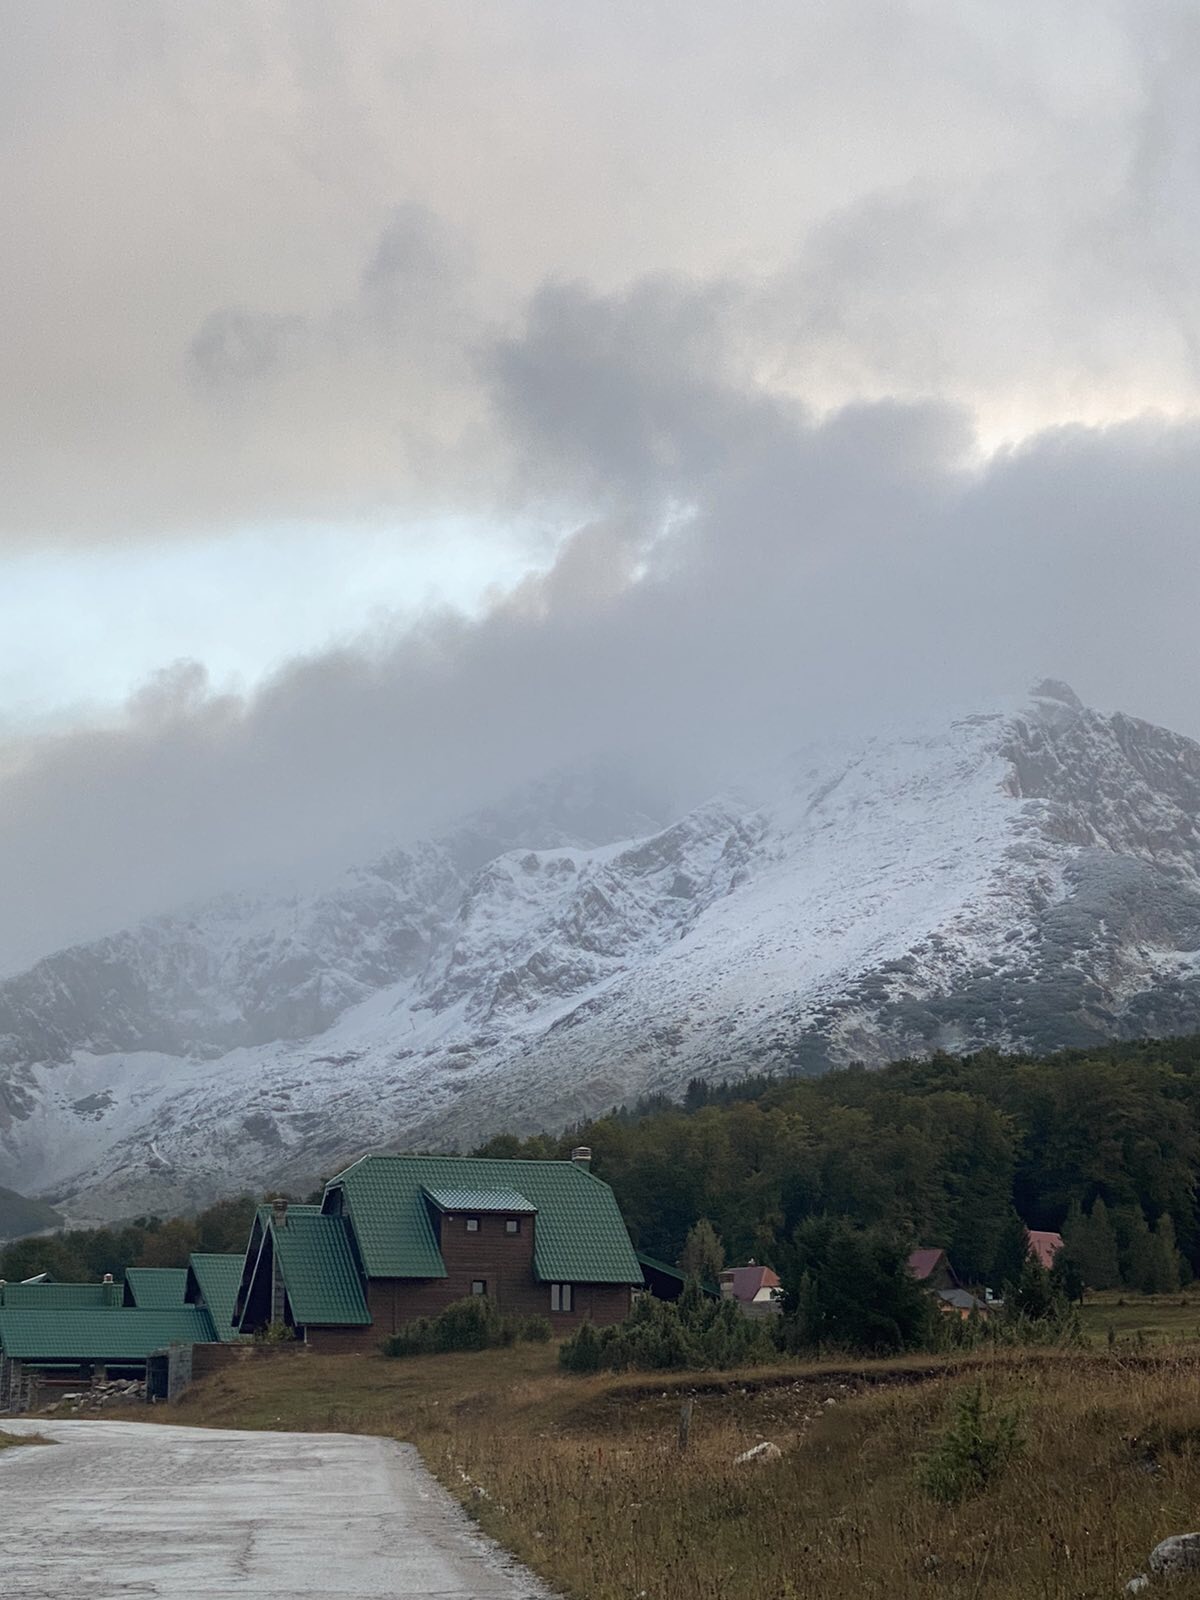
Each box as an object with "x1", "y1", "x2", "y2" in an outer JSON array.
[{"x1": 6, "y1": 684, "x2": 1200, "y2": 1221}]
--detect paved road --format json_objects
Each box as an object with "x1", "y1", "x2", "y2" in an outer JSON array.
[{"x1": 0, "y1": 1419, "x2": 551, "y2": 1598}]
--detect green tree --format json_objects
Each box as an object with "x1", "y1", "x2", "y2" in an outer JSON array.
[
  {"x1": 990, "y1": 1211, "x2": 1031, "y2": 1293},
  {"x1": 1114, "y1": 1205, "x2": 1154, "y2": 1291},
  {"x1": 194, "y1": 1194, "x2": 258, "y2": 1254},
  {"x1": 780, "y1": 1217, "x2": 933, "y2": 1354},
  {"x1": 678, "y1": 1219, "x2": 724, "y2": 1284},
  {"x1": 136, "y1": 1217, "x2": 200, "y2": 1268},
  {"x1": 1050, "y1": 1248, "x2": 1085, "y2": 1305},
  {"x1": 1074, "y1": 1198, "x2": 1120, "y2": 1289},
  {"x1": 1005, "y1": 1254, "x2": 1061, "y2": 1323},
  {"x1": 1143, "y1": 1213, "x2": 1182, "y2": 1294}
]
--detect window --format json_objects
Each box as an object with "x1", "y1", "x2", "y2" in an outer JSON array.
[
  {"x1": 505, "y1": 1217, "x2": 521, "y2": 1235},
  {"x1": 465, "y1": 1217, "x2": 480, "y2": 1233},
  {"x1": 471, "y1": 1280, "x2": 487, "y2": 1296},
  {"x1": 550, "y1": 1283, "x2": 573, "y2": 1313}
]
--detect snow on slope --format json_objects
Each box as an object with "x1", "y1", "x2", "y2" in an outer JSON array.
[{"x1": 5, "y1": 682, "x2": 1200, "y2": 1220}]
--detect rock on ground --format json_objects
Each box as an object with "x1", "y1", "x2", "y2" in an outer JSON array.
[{"x1": 1149, "y1": 1533, "x2": 1200, "y2": 1576}]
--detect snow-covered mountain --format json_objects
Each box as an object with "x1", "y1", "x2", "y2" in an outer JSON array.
[{"x1": 5, "y1": 680, "x2": 1200, "y2": 1221}]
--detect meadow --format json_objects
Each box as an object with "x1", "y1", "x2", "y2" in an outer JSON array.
[
  {"x1": 120, "y1": 1332, "x2": 1200, "y2": 1600},
  {"x1": 1079, "y1": 1290, "x2": 1200, "y2": 1346}
]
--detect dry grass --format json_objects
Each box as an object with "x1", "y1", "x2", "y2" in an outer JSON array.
[
  {"x1": 0, "y1": 1429, "x2": 48, "y2": 1449},
  {"x1": 1079, "y1": 1290, "x2": 1200, "y2": 1346},
  {"x1": 101, "y1": 1339, "x2": 1200, "y2": 1598}
]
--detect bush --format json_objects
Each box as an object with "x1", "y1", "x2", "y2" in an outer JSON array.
[
  {"x1": 918, "y1": 1382, "x2": 1023, "y2": 1504},
  {"x1": 560, "y1": 1319, "x2": 602, "y2": 1373},
  {"x1": 254, "y1": 1320, "x2": 296, "y2": 1345},
  {"x1": 559, "y1": 1286, "x2": 780, "y2": 1374},
  {"x1": 381, "y1": 1296, "x2": 546, "y2": 1358}
]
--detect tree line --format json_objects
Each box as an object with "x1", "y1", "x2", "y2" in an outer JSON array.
[
  {"x1": 9, "y1": 1032, "x2": 1200, "y2": 1301},
  {"x1": 0, "y1": 1194, "x2": 257, "y2": 1284},
  {"x1": 478, "y1": 1034, "x2": 1200, "y2": 1292}
]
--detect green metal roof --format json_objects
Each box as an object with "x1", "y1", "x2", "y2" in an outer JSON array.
[
  {"x1": 0, "y1": 1307, "x2": 216, "y2": 1360},
  {"x1": 123, "y1": 1267, "x2": 188, "y2": 1308},
  {"x1": 327, "y1": 1156, "x2": 641, "y2": 1285},
  {"x1": 271, "y1": 1209, "x2": 370, "y2": 1326},
  {"x1": 422, "y1": 1185, "x2": 537, "y2": 1215},
  {"x1": 635, "y1": 1251, "x2": 721, "y2": 1298},
  {"x1": 186, "y1": 1254, "x2": 248, "y2": 1342},
  {"x1": 0, "y1": 1282, "x2": 120, "y2": 1309}
]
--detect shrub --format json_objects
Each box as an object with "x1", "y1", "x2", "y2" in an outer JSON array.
[
  {"x1": 918, "y1": 1382, "x2": 1023, "y2": 1504},
  {"x1": 382, "y1": 1297, "x2": 546, "y2": 1358},
  {"x1": 560, "y1": 1319, "x2": 602, "y2": 1373},
  {"x1": 254, "y1": 1319, "x2": 296, "y2": 1345},
  {"x1": 559, "y1": 1287, "x2": 780, "y2": 1374}
]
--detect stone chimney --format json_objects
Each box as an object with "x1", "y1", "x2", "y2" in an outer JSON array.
[
  {"x1": 271, "y1": 1195, "x2": 289, "y2": 1229},
  {"x1": 570, "y1": 1146, "x2": 592, "y2": 1169}
]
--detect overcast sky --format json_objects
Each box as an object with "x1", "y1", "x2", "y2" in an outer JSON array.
[{"x1": 3, "y1": 1, "x2": 1200, "y2": 971}]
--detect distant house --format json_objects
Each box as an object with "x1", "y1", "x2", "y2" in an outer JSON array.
[
  {"x1": 936, "y1": 1287, "x2": 991, "y2": 1319},
  {"x1": 1027, "y1": 1230, "x2": 1063, "y2": 1271},
  {"x1": 907, "y1": 1248, "x2": 959, "y2": 1293},
  {"x1": 719, "y1": 1262, "x2": 782, "y2": 1317},
  {"x1": 233, "y1": 1149, "x2": 642, "y2": 1350}
]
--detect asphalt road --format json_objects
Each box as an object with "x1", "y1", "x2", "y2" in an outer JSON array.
[{"x1": 0, "y1": 1418, "x2": 551, "y2": 1598}]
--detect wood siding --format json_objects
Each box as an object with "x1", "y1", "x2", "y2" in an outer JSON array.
[{"x1": 301, "y1": 1212, "x2": 633, "y2": 1350}]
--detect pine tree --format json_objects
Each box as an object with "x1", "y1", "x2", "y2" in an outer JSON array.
[
  {"x1": 1144, "y1": 1214, "x2": 1182, "y2": 1294},
  {"x1": 679, "y1": 1218, "x2": 724, "y2": 1285},
  {"x1": 1080, "y1": 1198, "x2": 1120, "y2": 1290},
  {"x1": 991, "y1": 1211, "x2": 1031, "y2": 1293},
  {"x1": 1008, "y1": 1254, "x2": 1053, "y2": 1320},
  {"x1": 1115, "y1": 1205, "x2": 1154, "y2": 1291}
]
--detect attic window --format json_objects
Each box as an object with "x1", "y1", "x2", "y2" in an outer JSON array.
[
  {"x1": 505, "y1": 1218, "x2": 521, "y2": 1235},
  {"x1": 465, "y1": 1217, "x2": 480, "y2": 1233}
]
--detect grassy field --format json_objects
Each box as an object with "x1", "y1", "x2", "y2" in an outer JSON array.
[
  {"x1": 101, "y1": 1338, "x2": 1200, "y2": 1599},
  {"x1": 1079, "y1": 1290, "x2": 1200, "y2": 1346}
]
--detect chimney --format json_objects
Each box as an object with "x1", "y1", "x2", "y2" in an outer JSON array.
[
  {"x1": 570, "y1": 1146, "x2": 592, "y2": 1169},
  {"x1": 271, "y1": 1195, "x2": 289, "y2": 1229}
]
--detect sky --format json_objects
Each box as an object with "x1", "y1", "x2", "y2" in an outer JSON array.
[{"x1": 3, "y1": 0, "x2": 1200, "y2": 971}]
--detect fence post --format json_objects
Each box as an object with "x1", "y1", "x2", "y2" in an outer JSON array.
[{"x1": 678, "y1": 1398, "x2": 694, "y2": 1452}]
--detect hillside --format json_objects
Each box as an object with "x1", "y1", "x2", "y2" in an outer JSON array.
[
  {"x1": 5, "y1": 681, "x2": 1200, "y2": 1218},
  {"x1": 0, "y1": 1184, "x2": 62, "y2": 1242}
]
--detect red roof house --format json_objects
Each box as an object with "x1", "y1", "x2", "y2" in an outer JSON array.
[
  {"x1": 906, "y1": 1248, "x2": 959, "y2": 1293},
  {"x1": 719, "y1": 1262, "x2": 782, "y2": 1317},
  {"x1": 1027, "y1": 1230, "x2": 1063, "y2": 1270}
]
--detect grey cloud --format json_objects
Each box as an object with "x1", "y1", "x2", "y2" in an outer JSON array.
[
  {"x1": 2, "y1": 3, "x2": 1200, "y2": 540},
  {"x1": 188, "y1": 308, "x2": 307, "y2": 388},
  {"x1": 2, "y1": 312, "x2": 1198, "y2": 970},
  {"x1": 4, "y1": 3, "x2": 1200, "y2": 969}
]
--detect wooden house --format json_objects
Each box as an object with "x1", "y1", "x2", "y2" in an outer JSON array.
[{"x1": 233, "y1": 1150, "x2": 642, "y2": 1350}]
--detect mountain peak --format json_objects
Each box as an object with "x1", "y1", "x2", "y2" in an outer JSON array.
[
  {"x1": 1029, "y1": 678, "x2": 1084, "y2": 712},
  {"x1": 7, "y1": 692, "x2": 1200, "y2": 1220}
]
